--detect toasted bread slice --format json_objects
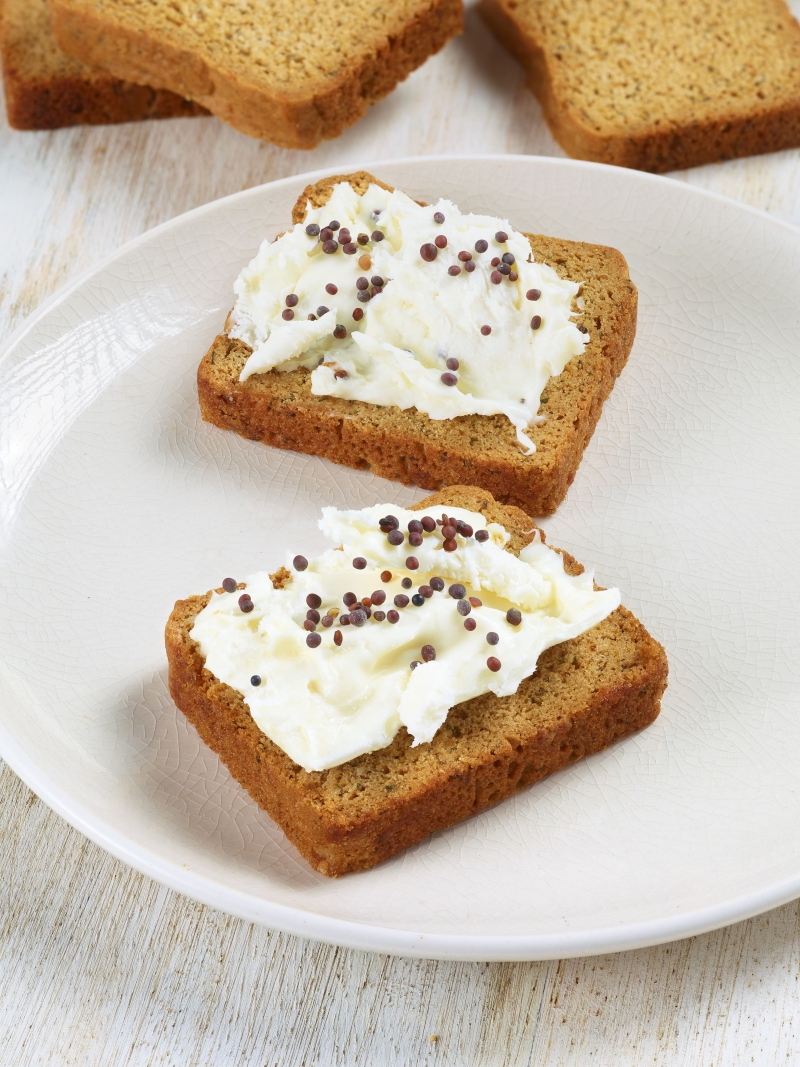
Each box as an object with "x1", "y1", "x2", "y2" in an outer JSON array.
[
  {"x1": 197, "y1": 171, "x2": 637, "y2": 517},
  {"x1": 480, "y1": 0, "x2": 800, "y2": 173},
  {"x1": 165, "y1": 486, "x2": 668, "y2": 877},
  {"x1": 1, "y1": 0, "x2": 204, "y2": 130},
  {"x1": 48, "y1": 0, "x2": 462, "y2": 148}
]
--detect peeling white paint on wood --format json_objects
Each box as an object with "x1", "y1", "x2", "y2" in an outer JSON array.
[{"x1": 2, "y1": 3, "x2": 800, "y2": 1062}]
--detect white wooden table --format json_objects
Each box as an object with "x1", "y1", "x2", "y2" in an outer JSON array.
[{"x1": 3, "y1": 5, "x2": 800, "y2": 1063}]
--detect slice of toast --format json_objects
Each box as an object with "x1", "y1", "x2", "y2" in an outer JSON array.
[
  {"x1": 197, "y1": 170, "x2": 637, "y2": 517},
  {"x1": 47, "y1": 0, "x2": 463, "y2": 148},
  {"x1": 165, "y1": 486, "x2": 668, "y2": 877},
  {"x1": 1, "y1": 0, "x2": 205, "y2": 130},
  {"x1": 479, "y1": 0, "x2": 800, "y2": 173}
]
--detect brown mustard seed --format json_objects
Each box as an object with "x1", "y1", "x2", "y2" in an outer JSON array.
[
  {"x1": 307, "y1": 632, "x2": 322, "y2": 648},
  {"x1": 406, "y1": 556, "x2": 419, "y2": 570},
  {"x1": 371, "y1": 230, "x2": 385, "y2": 242},
  {"x1": 433, "y1": 211, "x2": 445, "y2": 224},
  {"x1": 371, "y1": 589, "x2": 387, "y2": 605},
  {"x1": 293, "y1": 554, "x2": 308, "y2": 570},
  {"x1": 371, "y1": 275, "x2": 384, "y2": 287},
  {"x1": 457, "y1": 599, "x2": 471, "y2": 616},
  {"x1": 443, "y1": 538, "x2": 457, "y2": 551},
  {"x1": 334, "y1": 368, "x2": 348, "y2": 378},
  {"x1": 350, "y1": 609, "x2": 367, "y2": 626},
  {"x1": 465, "y1": 260, "x2": 476, "y2": 273},
  {"x1": 495, "y1": 230, "x2": 508, "y2": 243},
  {"x1": 526, "y1": 288, "x2": 541, "y2": 301},
  {"x1": 491, "y1": 257, "x2": 501, "y2": 267},
  {"x1": 498, "y1": 263, "x2": 510, "y2": 276},
  {"x1": 421, "y1": 516, "x2": 436, "y2": 532},
  {"x1": 430, "y1": 577, "x2": 445, "y2": 591},
  {"x1": 239, "y1": 598, "x2": 254, "y2": 613},
  {"x1": 446, "y1": 357, "x2": 459, "y2": 371},
  {"x1": 357, "y1": 290, "x2": 371, "y2": 303},
  {"x1": 285, "y1": 293, "x2": 298, "y2": 307},
  {"x1": 281, "y1": 309, "x2": 294, "y2": 320},
  {"x1": 419, "y1": 585, "x2": 433, "y2": 598},
  {"x1": 448, "y1": 265, "x2": 461, "y2": 276},
  {"x1": 408, "y1": 519, "x2": 423, "y2": 533},
  {"x1": 464, "y1": 617, "x2": 477, "y2": 631},
  {"x1": 394, "y1": 594, "x2": 409, "y2": 608},
  {"x1": 506, "y1": 608, "x2": 522, "y2": 625},
  {"x1": 308, "y1": 313, "x2": 317, "y2": 320},
  {"x1": 448, "y1": 583, "x2": 467, "y2": 599},
  {"x1": 487, "y1": 656, "x2": 502, "y2": 671},
  {"x1": 387, "y1": 529, "x2": 404, "y2": 546},
  {"x1": 387, "y1": 609, "x2": 400, "y2": 623},
  {"x1": 442, "y1": 524, "x2": 457, "y2": 539},
  {"x1": 352, "y1": 308, "x2": 364, "y2": 321},
  {"x1": 381, "y1": 570, "x2": 392, "y2": 583},
  {"x1": 343, "y1": 243, "x2": 357, "y2": 254},
  {"x1": 319, "y1": 227, "x2": 333, "y2": 241},
  {"x1": 357, "y1": 233, "x2": 369, "y2": 245},
  {"x1": 340, "y1": 614, "x2": 351, "y2": 625},
  {"x1": 303, "y1": 619, "x2": 316, "y2": 632},
  {"x1": 328, "y1": 220, "x2": 340, "y2": 231},
  {"x1": 306, "y1": 593, "x2": 321, "y2": 609},
  {"x1": 409, "y1": 531, "x2": 423, "y2": 547},
  {"x1": 441, "y1": 372, "x2": 458, "y2": 386},
  {"x1": 502, "y1": 252, "x2": 515, "y2": 265},
  {"x1": 356, "y1": 276, "x2": 369, "y2": 290},
  {"x1": 343, "y1": 591, "x2": 358, "y2": 606},
  {"x1": 322, "y1": 240, "x2": 338, "y2": 254},
  {"x1": 475, "y1": 530, "x2": 489, "y2": 543},
  {"x1": 222, "y1": 577, "x2": 237, "y2": 593},
  {"x1": 306, "y1": 223, "x2": 320, "y2": 236},
  {"x1": 325, "y1": 283, "x2": 338, "y2": 295},
  {"x1": 334, "y1": 629, "x2": 343, "y2": 645},
  {"x1": 434, "y1": 235, "x2": 447, "y2": 249},
  {"x1": 469, "y1": 596, "x2": 482, "y2": 607},
  {"x1": 373, "y1": 610, "x2": 386, "y2": 622},
  {"x1": 480, "y1": 325, "x2": 491, "y2": 336},
  {"x1": 531, "y1": 315, "x2": 542, "y2": 330},
  {"x1": 458, "y1": 250, "x2": 472, "y2": 262},
  {"x1": 486, "y1": 631, "x2": 499, "y2": 645},
  {"x1": 353, "y1": 557, "x2": 367, "y2": 570},
  {"x1": 361, "y1": 597, "x2": 372, "y2": 608},
  {"x1": 410, "y1": 661, "x2": 421, "y2": 670},
  {"x1": 358, "y1": 254, "x2": 372, "y2": 270},
  {"x1": 421, "y1": 644, "x2": 436, "y2": 662},
  {"x1": 508, "y1": 271, "x2": 518, "y2": 281},
  {"x1": 475, "y1": 239, "x2": 488, "y2": 253},
  {"x1": 401, "y1": 577, "x2": 413, "y2": 589},
  {"x1": 420, "y1": 243, "x2": 437, "y2": 262},
  {"x1": 321, "y1": 615, "x2": 333, "y2": 627},
  {"x1": 307, "y1": 608, "x2": 320, "y2": 623},
  {"x1": 490, "y1": 271, "x2": 502, "y2": 285},
  {"x1": 333, "y1": 325, "x2": 347, "y2": 339}
]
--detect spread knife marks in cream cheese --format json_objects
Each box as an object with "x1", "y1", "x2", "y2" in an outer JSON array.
[
  {"x1": 190, "y1": 505, "x2": 619, "y2": 772},
  {"x1": 227, "y1": 183, "x2": 588, "y2": 453}
]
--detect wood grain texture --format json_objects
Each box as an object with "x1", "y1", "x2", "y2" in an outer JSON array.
[{"x1": 3, "y1": 0, "x2": 800, "y2": 1062}]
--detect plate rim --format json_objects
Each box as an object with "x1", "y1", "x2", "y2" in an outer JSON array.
[{"x1": 3, "y1": 153, "x2": 800, "y2": 961}]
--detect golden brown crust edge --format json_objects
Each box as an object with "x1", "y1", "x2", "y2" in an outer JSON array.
[
  {"x1": 49, "y1": 0, "x2": 463, "y2": 148},
  {"x1": 197, "y1": 171, "x2": 637, "y2": 517},
  {"x1": 478, "y1": 0, "x2": 800, "y2": 173},
  {"x1": 165, "y1": 487, "x2": 668, "y2": 877}
]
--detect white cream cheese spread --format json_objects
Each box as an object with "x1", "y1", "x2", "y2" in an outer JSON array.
[
  {"x1": 228, "y1": 182, "x2": 588, "y2": 452},
  {"x1": 191, "y1": 504, "x2": 619, "y2": 772}
]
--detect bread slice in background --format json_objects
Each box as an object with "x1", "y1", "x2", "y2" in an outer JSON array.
[
  {"x1": 479, "y1": 0, "x2": 800, "y2": 173},
  {"x1": 197, "y1": 171, "x2": 637, "y2": 517},
  {"x1": 47, "y1": 0, "x2": 463, "y2": 148},
  {"x1": 0, "y1": 0, "x2": 205, "y2": 130},
  {"x1": 165, "y1": 486, "x2": 668, "y2": 878}
]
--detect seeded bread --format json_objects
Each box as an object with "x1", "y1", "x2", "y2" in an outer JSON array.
[
  {"x1": 0, "y1": 0, "x2": 204, "y2": 129},
  {"x1": 197, "y1": 171, "x2": 637, "y2": 517},
  {"x1": 165, "y1": 486, "x2": 668, "y2": 877},
  {"x1": 47, "y1": 0, "x2": 462, "y2": 149},
  {"x1": 479, "y1": 0, "x2": 800, "y2": 173}
]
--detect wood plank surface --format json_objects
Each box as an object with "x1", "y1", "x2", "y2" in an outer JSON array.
[{"x1": 2, "y1": 3, "x2": 800, "y2": 1062}]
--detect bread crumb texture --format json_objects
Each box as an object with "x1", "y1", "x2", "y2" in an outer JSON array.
[
  {"x1": 48, "y1": 0, "x2": 463, "y2": 146},
  {"x1": 1, "y1": 0, "x2": 204, "y2": 129},
  {"x1": 165, "y1": 486, "x2": 668, "y2": 877},
  {"x1": 197, "y1": 171, "x2": 637, "y2": 518},
  {"x1": 479, "y1": 0, "x2": 800, "y2": 171}
]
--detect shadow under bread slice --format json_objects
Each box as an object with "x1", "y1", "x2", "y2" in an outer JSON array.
[
  {"x1": 165, "y1": 486, "x2": 668, "y2": 878},
  {"x1": 197, "y1": 171, "x2": 637, "y2": 517}
]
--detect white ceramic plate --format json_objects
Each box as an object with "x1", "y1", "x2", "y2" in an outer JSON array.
[{"x1": 2, "y1": 156, "x2": 800, "y2": 962}]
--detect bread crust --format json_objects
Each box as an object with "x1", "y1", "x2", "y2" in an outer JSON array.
[
  {"x1": 165, "y1": 486, "x2": 668, "y2": 877},
  {"x1": 48, "y1": 0, "x2": 463, "y2": 148},
  {"x1": 0, "y1": 0, "x2": 204, "y2": 130},
  {"x1": 479, "y1": 0, "x2": 800, "y2": 173},
  {"x1": 197, "y1": 170, "x2": 637, "y2": 517}
]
